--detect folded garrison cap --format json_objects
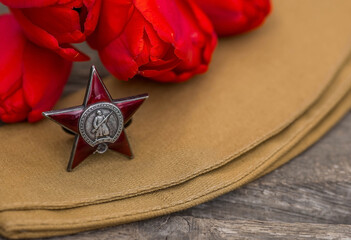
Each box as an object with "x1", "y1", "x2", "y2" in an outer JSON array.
[{"x1": 1, "y1": 0, "x2": 351, "y2": 238}]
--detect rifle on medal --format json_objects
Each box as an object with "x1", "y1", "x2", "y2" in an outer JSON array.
[{"x1": 92, "y1": 111, "x2": 113, "y2": 134}]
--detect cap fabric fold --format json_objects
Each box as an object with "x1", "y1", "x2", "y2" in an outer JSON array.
[{"x1": 1, "y1": 0, "x2": 351, "y2": 238}]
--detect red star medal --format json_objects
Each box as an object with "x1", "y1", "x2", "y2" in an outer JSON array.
[{"x1": 43, "y1": 66, "x2": 148, "y2": 171}]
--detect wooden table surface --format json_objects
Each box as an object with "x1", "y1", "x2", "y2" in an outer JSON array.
[{"x1": 1, "y1": 5, "x2": 351, "y2": 240}]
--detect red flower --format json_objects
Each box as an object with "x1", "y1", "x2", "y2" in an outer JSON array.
[
  {"x1": 0, "y1": 0, "x2": 101, "y2": 61},
  {"x1": 193, "y1": 0, "x2": 271, "y2": 37},
  {"x1": 88, "y1": 0, "x2": 217, "y2": 82},
  {"x1": 0, "y1": 14, "x2": 72, "y2": 123}
]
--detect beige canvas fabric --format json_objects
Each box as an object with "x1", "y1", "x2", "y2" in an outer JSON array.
[{"x1": 1, "y1": 0, "x2": 351, "y2": 238}]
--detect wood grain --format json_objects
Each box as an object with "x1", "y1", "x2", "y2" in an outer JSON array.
[
  {"x1": 1, "y1": 3, "x2": 351, "y2": 239},
  {"x1": 37, "y1": 217, "x2": 351, "y2": 240}
]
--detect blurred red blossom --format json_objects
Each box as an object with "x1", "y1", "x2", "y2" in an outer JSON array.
[
  {"x1": 193, "y1": 0, "x2": 271, "y2": 37},
  {"x1": 0, "y1": 0, "x2": 101, "y2": 61},
  {"x1": 0, "y1": 14, "x2": 72, "y2": 123},
  {"x1": 87, "y1": 0, "x2": 217, "y2": 82}
]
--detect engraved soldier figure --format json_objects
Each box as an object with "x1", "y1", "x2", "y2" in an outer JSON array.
[{"x1": 92, "y1": 110, "x2": 110, "y2": 139}]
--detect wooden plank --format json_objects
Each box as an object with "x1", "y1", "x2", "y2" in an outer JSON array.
[{"x1": 31, "y1": 218, "x2": 351, "y2": 240}]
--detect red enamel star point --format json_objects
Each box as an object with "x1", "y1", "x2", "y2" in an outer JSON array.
[{"x1": 43, "y1": 66, "x2": 148, "y2": 172}]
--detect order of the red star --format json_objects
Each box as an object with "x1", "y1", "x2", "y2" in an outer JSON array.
[{"x1": 43, "y1": 66, "x2": 148, "y2": 171}]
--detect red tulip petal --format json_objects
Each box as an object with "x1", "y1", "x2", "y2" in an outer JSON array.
[
  {"x1": 122, "y1": 10, "x2": 147, "y2": 59},
  {"x1": 20, "y1": 6, "x2": 85, "y2": 43},
  {"x1": 98, "y1": 9, "x2": 151, "y2": 80},
  {"x1": 0, "y1": 15, "x2": 26, "y2": 100},
  {"x1": 93, "y1": 0, "x2": 217, "y2": 83},
  {"x1": 134, "y1": 32, "x2": 151, "y2": 67},
  {"x1": 134, "y1": 0, "x2": 216, "y2": 69},
  {"x1": 139, "y1": 58, "x2": 181, "y2": 75},
  {"x1": 0, "y1": 14, "x2": 73, "y2": 123},
  {"x1": 83, "y1": 0, "x2": 102, "y2": 36},
  {"x1": 22, "y1": 42, "x2": 72, "y2": 122},
  {"x1": 134, "y1": 0, "x2": 204, "y2": 51},
  {"x1": 11, "y1": 8, "x2": 88, "y2": 61},
  {"x1": 99, "y1": 39, "x2": 138, "y2": 80},
  {"x1": 0, "y1": 88, "x2": 31, "y2": 123},
  {"x1": 144, "y1": 23, "x2": 170, "y2": 61},
  {"x1": 134, "y1": 0, "x2": 178, "y2": 44},
  {"x1": 88, "y1": 0, "x2": 133, "y2": 49},
  {"x1": 0, "y1": 0, "x2": 74, "y2": 8},
  {"x1": 193, "y1": 0, "x2": 271, "y2": 37}
]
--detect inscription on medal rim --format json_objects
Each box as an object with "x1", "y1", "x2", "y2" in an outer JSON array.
[{"x1": 79, "y1": 102, "x2": 124, "y2": 147}]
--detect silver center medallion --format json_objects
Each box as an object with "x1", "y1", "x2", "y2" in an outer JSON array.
[{"x1": 79, "y1": 102, "x2": 124, "y2": 153}]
